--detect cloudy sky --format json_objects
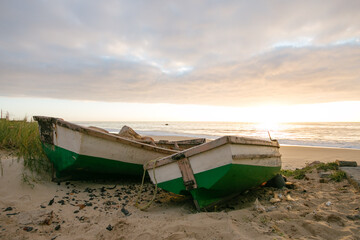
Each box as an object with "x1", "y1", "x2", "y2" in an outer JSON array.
[{"x1": 1, "y1": 0, "x2": 360, "y2": 121}]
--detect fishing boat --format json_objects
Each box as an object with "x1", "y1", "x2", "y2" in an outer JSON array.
[
  {"x1": 33, "y1": 116, "x2": 204, "y2": 180},
  {"x1": 145, "y1": 136, "x2": 281, "y2": 210}
]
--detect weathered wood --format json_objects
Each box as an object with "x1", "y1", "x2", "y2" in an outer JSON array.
[
  {"x1": 146, "y1": 136, "x2": 280, "y2": 169},
  {"x1": 33, "y1": 116, "x2": 55, "y2": 145},
  {"x1": 336, "y1": 160, "x2": 357, "y2": 167},
  {"x1": 140, "y1": 138, "x2": 206, "y2": 150},
  {"x1": 339, "y1": 167, "x2": 360, "y2": 191},
  {"x1": 146, "y1": 137, "x2": 229, "y2": 169},
  {"x1": 157, "y1": 138, "x2": 206, "y2": 145},
  {"x1": 177, "y1": 158, "x2": 197, "y2": 190},
  {"x1": 228, "y1": 136, "x2": 280, "y2": 148},
  {"x1": 232, "y1": 153, "x2": 282, "y2": 160}
]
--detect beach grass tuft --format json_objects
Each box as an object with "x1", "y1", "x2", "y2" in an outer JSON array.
[
  {"x1": 316, "y1": 162, "x2": 338, "y2": 171},
  {"x1": 329, "y1": 171, "x2": 346, "y2": 182},
  {"x1": 0, "y1": 119, "x2": 52, "y2": 179},
  {"x1": 281, "y1": 162, "x2": 345, "y2": 182},
  {"x1": 281, "y1": 166, "x2": 313, "y2": 180}
]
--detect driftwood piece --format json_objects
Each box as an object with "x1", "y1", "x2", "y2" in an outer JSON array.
[{"x1": 336, "y1": 160, "x2": 357, "y2": 167}]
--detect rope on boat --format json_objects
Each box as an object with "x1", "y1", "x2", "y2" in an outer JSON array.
[{"x1": 135, "y1": 157, "x2": 161, "y2": 211}]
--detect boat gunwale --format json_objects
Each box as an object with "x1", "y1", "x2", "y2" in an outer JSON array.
[
  {"x1": 145, "y1": 136, "x2": 280, "y2": 169},
  {"x1": 33, "y1": 116, "x2": 178, "y2": 155}
]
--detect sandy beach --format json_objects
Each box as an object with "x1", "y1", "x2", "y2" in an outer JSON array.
[{"x1": 1, "y1": 141, "x2": 360, "y2": 240}]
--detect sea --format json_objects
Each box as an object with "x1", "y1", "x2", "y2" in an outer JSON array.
[{"x1": 74, "y1": 121, "x2": 360, "y2": 150}]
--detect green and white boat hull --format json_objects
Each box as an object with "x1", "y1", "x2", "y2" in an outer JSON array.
[
  {"x1": 146, "y1": 136, "x2": 281, "y2": 209},
  {"x1": 34, "y1": 116, "x2": 177, "y2": 179}
]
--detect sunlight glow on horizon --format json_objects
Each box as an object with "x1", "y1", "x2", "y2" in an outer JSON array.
[{"x1": 1, "y1": 97, "x2": 360, "y2": 123}]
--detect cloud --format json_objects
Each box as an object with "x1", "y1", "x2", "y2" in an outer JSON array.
[{"x1": 0, "y1": 0, "x2": 360, "y2": 107}]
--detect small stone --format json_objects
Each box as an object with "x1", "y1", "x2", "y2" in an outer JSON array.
[
  {"x1": 4, "y1": 207, "x2": 13, "y2": 212},
  {"x1": 48, "y1": 198, "x2": 54, "y2": 206},
  {"x1": 106, "y1": 224, "x2": 113, "y2": 231},
  {"x1": 104, "y1": 201, "x2": 116, "y2": 206},
  {"x1": 23, "y1": 226, "x2": 33, "y2": 232},
  {"x1": 71, "y1": 189, "x2": 79, "y2": 194},
  {"x1": 40, "y1": 205, "x2": 46, "y2": 208},
  {"x1": 57, "y1": 200, "x2": 65, "y2": 205},
  {"x1": 84, "y1": 187, "x2": 94, "y2": 193},
  {"x1": 73, "y1": 210, "x2": 79, "y2": 214},
  {"x1": 121, "y1": 207, "x2": 130, "y2": 216},
  {"x1": 6, "y1": 212, "x2": 18, "y2": 216},
  {"x1": 55, "y1": 225, "x2": 61, "y2": 231}
]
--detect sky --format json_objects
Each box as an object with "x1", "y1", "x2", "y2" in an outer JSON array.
[{"x1": 0, "y1": 0, "x2": 360, "y2": 122}]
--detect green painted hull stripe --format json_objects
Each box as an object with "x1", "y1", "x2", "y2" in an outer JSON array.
[
  {"x1": 158, "y1": 163, "x2": 280, "y2": 208},
  {"x1": 42, "y1": 143, "x2": 143, "y2": 178}
]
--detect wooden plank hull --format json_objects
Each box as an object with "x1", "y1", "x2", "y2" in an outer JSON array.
[
  {"x1": 146, "y1": 136, "x2": 281, "y2": 209},
  {"x1": 34, "y1": 116, "x2": 177, "y2": 179}
]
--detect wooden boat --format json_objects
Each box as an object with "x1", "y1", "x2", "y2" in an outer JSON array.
[
  {"x1": 33, "y1": 116, "x2": 204, "y2": 180},
  {"x1": 145, "y1": 136, "x2": 281, "y2": 210}
]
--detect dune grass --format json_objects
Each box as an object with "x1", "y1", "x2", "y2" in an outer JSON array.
[
  {"x1": 0, "y1": 118, "x2": 52, "y2": 179},
  {"x1": 281, "y1": 162, "x2": 345, "y2": 181}
]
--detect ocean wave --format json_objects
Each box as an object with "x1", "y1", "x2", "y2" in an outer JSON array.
[{"x1": 76, "y1": 121, "x2": 360, "y2": 150}]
